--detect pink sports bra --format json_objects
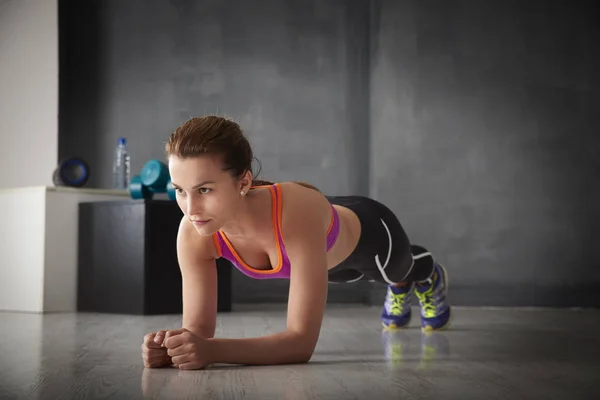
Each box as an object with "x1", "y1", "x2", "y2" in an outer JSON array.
[{"x1": 212, "y1": 183, "x2": 340, "y2": 279}]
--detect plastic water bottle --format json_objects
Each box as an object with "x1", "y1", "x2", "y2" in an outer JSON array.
[{"x1": 112, "y1": 137, "x2": 130, "y2": 189}]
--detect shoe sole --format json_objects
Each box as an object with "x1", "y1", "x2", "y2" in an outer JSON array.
[
  {"x1": 421, "y1": 309, "x2": 452, "y2": 332},
  {"x1": 382, "y1": 321, "x2": 411, "y2": 331},
  {"x1": 382, "y1": 310, "x2": 413, "y2": 330}
]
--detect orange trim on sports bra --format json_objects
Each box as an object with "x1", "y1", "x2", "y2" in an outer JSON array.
[
  {"x1": 217, "y1": 184, "x2": 284, "y2": 274},
  {"x1": 211, "y1": 233, "x2": 222, "y2": 258},
  {"x1": 326, "y1": 209, "x2": 335, "y2": 235}
]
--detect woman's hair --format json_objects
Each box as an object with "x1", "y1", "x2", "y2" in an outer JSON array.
[{"x1": 165, "y1": 116, "x2": 320, "y2": 192}]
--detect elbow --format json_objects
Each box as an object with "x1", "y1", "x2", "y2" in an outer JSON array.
[
  {"x1": 289, "y1": 348, "x2": 313, "y2": 364},
  {"x1": 289, "y1": 333, "x2": 317, "y2": 364},
  {"x1": 296, "y1": 351, "x2": 314, "y2": 364}
]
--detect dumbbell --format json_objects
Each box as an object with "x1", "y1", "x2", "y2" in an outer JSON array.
[
  {"x1": 130, "y1": 176, "x2": 177, "y2": 200},
  {"x1": 129, "y1": 175, "x2": 153, "y2": 199},
  {"x1": 165, "y1": 180, "x2": 176, "y2": 200},
  {"x1": 129, "y1": 159, "x2": 177, "y2": 200}
]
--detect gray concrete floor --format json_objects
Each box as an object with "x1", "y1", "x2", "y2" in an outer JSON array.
[{"x1": 1, "y1": 304, "x2": 599, "y2": 399}]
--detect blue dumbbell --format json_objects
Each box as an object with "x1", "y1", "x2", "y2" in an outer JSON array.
[
  {"x1": 166, "y1": 179, "x2": 177, "y2": 200},
  {"x1": 130, "y1": 159, "x2": 177, "y2": 200},
  {"x1": 129, "y1": 175, "x2": 153, "y2": 199},
  {"x1": 140, "y1": 159, "x2": 170, "y2": 192}
]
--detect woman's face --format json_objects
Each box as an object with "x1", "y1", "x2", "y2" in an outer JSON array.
[{"x1": 168, "y1": 154, "x2": 246, "y2": 236}]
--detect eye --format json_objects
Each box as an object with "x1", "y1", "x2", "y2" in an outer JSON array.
[
  {"x1": 198, "y1": 187, "x2": 212, "y2": 194},
  {"x1": 175, "y1": 188, "x2": 185, "y2": 195}
]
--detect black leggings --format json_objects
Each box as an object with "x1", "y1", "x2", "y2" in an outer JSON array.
[{"x1": 326, "y1": 196, "x2": 435, "y2": 284}]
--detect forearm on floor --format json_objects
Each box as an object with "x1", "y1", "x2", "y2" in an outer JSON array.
[{"x1": 208, "y1": 330, "x2": 315, "y2": 366}]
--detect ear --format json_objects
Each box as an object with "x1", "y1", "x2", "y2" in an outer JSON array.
[{"x1": 239, "y1": 170, "x2": 253, "y2": 193}]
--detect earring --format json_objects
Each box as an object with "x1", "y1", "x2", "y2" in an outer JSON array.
[{"x1": 240, "y1": 190, "x2": 245, "y2": 196}]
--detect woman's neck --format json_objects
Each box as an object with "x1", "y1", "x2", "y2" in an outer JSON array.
[{"x1": 218, "y1": 188, "x2": 269, "y2": 239}]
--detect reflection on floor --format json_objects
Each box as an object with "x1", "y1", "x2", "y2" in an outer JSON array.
[{"x1": 1, "y1": 304, "x2": 599, "y2": 399}]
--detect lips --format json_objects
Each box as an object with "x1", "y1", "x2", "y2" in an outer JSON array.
[{"x1": 191, "y1": 219, "x2": 210, "y2": 226}]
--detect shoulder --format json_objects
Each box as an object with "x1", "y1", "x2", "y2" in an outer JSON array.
[
  {"x1": 277, "y1": 181, "x2": 330, "y2": 215},
  {"x1": 176, "y1": 216, "x2": 219, "y2": 262},
  {"x1": 277, "y1": 182, "x2": 331, "y2": 240}
]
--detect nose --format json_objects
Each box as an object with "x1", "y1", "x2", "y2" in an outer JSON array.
[{"x1": 185, "y1": 195, "x2": 203, "y2": 217}]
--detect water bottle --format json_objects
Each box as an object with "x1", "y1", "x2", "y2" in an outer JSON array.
[{"x1": 112, "y1": 137, "x2": 130, "y2": 189}]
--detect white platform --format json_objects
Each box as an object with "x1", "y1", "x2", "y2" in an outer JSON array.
[{"x1": 0, "y1": 186, "x2": 130, "y2": 313}]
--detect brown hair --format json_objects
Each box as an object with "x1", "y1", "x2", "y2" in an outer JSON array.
[{"x1": 165, "y1": 116, "x2": 320, "y2": 192}]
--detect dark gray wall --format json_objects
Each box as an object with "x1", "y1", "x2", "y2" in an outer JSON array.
[
  {"x1": 369, "y1": 0, "x2": 600, "y2": 307},
  {"x1": 59, "y1": 0, "x2": 373, "y2": 304},
  {"x1": 61, "y1": 0, "x2": 600, "y2": 307}
]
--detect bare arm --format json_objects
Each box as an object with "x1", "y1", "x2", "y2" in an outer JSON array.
[
  {"x1": 177, "y1": 217, "x2": 219, "y2": 339},
  {"x1": 208, "y1": 188, "x2": 330, "y2": 365}
]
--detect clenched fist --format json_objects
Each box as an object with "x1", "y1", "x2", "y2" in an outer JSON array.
[
  {"x1": 163, "y1": 328, "x2": 214, "y2": 370},
  {"x1": 141, "y1": 331, "x2": 172, "y2": 368}
]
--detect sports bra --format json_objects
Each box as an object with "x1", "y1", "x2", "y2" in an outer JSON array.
[{"x1": 212, "y1": 183, "x2": 340, "y2": 279}]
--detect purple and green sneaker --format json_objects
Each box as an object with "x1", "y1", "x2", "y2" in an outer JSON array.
[{"x1": 415, "y1": 263, "x2": 451, "y2": 331}]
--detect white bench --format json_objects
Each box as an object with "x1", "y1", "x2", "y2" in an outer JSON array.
[{"x1": 0, "y1": 186, "x2": 130, "y2": 313}]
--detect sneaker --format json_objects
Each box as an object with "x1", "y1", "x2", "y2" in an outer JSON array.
[
  {"x1": 414, "y1": 263, "x2": 451, "y2": 331},
  {"x1": 381, "y1": 283, "x2": 414, "y2": 329}
]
